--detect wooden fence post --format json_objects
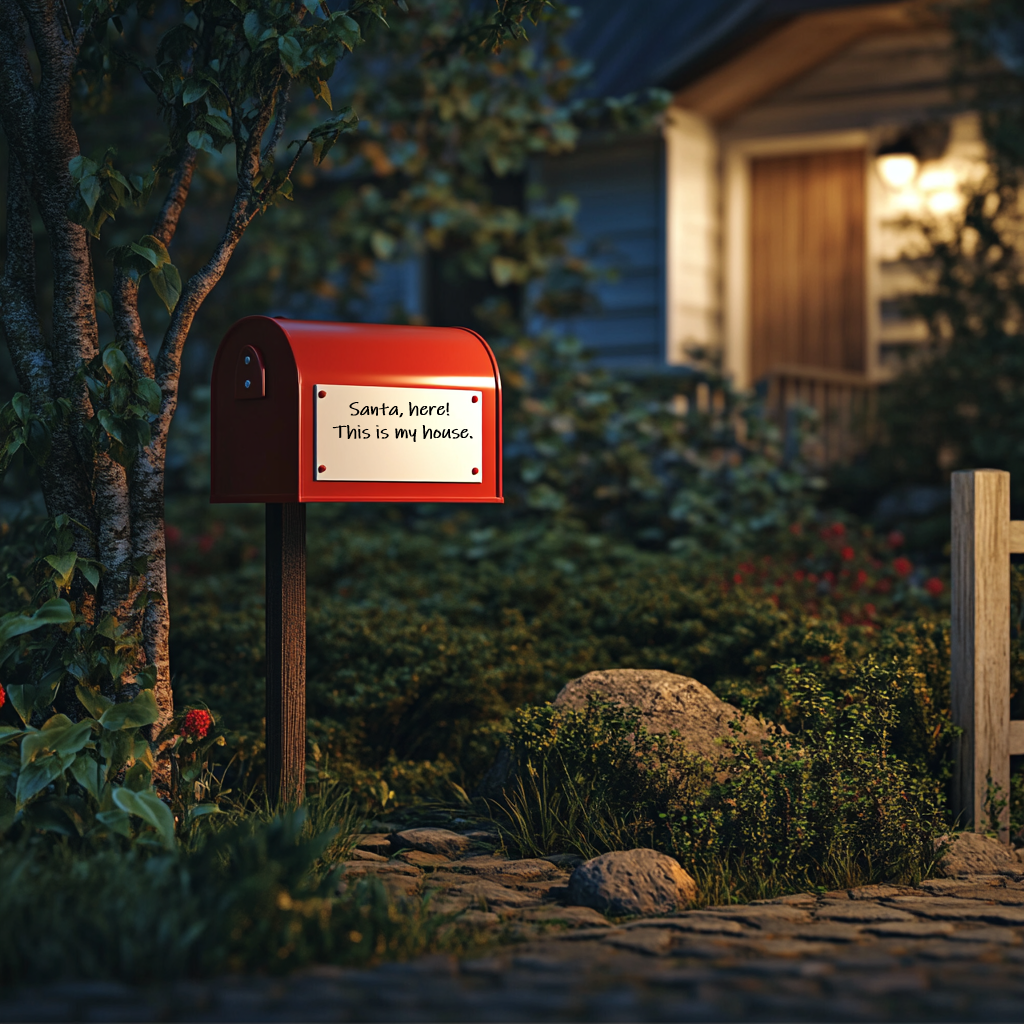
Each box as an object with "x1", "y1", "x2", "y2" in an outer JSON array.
[
  {"x1": 265, "y1": 502, "x2": 307, "y2": 807},
  {"x1": 951, "y1": 469, "x2": 1010, "y2": 841}
]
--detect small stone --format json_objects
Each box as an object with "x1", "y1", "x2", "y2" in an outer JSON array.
[
  {"x1": 392, "y1": 828, "x2": 472, "y2": 858},
  {"x1": 863, "y1": 920, "x2": 956, "y2": 937},
  {"x1": 543, "y1": 853, "x2": 585, "y2": 869},
  {"x1": 566, "y1": 849, "x2": 697, "y2": 917},
  {"x1": 935, "y1": 832, "x2": 1023, "y2": 877},
  {"x1": 396, "y1": 849, "x2": 450, "y2": 868},
  {"x1": 889, "y1": 895, "x2": 1024, "y2": 925},
  {"x1": 354, "y1": 833, "x2": 392, "y2": 855},
  {"x1": 348, "y1": 849, "x2": 388, "y2": 862},
  {"x1": 605, "y1": 928, "x2": 677, "y2": 955},
  {"x1": 750, "y1": 893, "x2": 817, "y2": 906},
  {"x1": 458, "y1": 879, "x2": 539, "y2": 909},
  {"x1": 625, "y1": 914, "x2": 748, "y2": 935},
  {"x1": 453, "y1": 858, "x2": 565, "y2": 883},
  {"x1": 813, "y1": 903, "x2": 916, "y2": 923},
  {"x1": 704, "y1": 904, "x2": 812, "y2": 926},
  {"x1": 953, "y1": 926, "x2": 1022, "y2": 943},
  {"x1": 521, "y1": 906, "x2": 611, "y2": 928},
  {"x1": 848, "y1": 884, "x2": 904, "y2": 900}
]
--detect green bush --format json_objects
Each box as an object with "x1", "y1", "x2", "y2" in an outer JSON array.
[
  {"x1": 0, "y1": 807, "x2": 461, "y2": 985},
  {"x1": 164, "y1": 504, "x2": 953, "y2": 801},
  {"x1": 499, "y1": 667, "x2": 946, "y2": 902}
]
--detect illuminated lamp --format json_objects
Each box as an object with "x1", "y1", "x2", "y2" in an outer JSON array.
[{"x1": 875, "y1": 135, "x2": 920, "y2": 189}]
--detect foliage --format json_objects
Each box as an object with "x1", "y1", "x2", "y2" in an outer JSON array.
[
  {"x1": 498, "y1": 676, "x2": 946, "y2": 902},
  {"x1": 0, "y1": 804, "x2": 465, "y2": 985},
  {"x1": 141, "y1": 500, "x2": 956, "y2": 803}
]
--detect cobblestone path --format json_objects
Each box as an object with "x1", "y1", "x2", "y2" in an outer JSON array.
[{"x1": 5, "y1": 874, "x2": 1024, "y2": 1022}]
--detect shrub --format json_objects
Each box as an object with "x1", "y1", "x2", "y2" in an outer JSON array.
[
  {"x1": 498, "y1": 667, "x2": 946, "y2": 903},
  {"x1": 0, "y1": 807, "x2": 461, "y2": 985},
  {"x1": 162, "y1": 505, "x2": 953, "y2": 801}
]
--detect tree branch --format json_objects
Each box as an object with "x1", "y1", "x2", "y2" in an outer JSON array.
[
  {"x1": 150, "y1": 145, "x2": 198, "y2": 249},
  {"x1": 261, "y1": 79, "x2": 290, "y2": 167}
]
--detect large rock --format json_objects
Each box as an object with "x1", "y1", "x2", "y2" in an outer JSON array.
[
  {"x1": 565, "y1": 849, "x2": 697, "y2": 916},
  {"x1": 553, "y1": 669, "x2": 772, "y2": 759},
  {"x1": 935, "y1": 832, "x2": 1024, "y2": 877}
]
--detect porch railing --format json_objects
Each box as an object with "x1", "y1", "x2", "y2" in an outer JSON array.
[{"x1": 764, "y1": 364, "x2": 879, "y2": 467}]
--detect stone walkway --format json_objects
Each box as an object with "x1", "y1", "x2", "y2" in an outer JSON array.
[{"x1": 5, "y1": 873, "x2": 1024, "y2": 1021}]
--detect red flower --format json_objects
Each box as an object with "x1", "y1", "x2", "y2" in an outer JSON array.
[
  {"x1": 888, "y1": 530, "x2": 905, "y2": 549},
  {"x1": 738, "y1": 562, "x2": 755, "y2": 574},
  {"x1": 855, "y1": 569, "x2": 869, "y2": 586},
  {"x1": 841, "y1": 546, "x2": 855, "y2": 561},
  {"x1": 863, "y1": 603, "x2": 877, "y2": 618},
  {"x1": 789, "y1": 522, "x2": 803, "y2": 536},
  {"x1": 823, "y1": 570, "x2": 836, "y2": 585},
  {"x1": 165, "y1": 525, "x2": 182, "y2": 546},
  {"x1": 0, "y1": 684, "x2": 5, "y2": 710},
  {"x1": 831, "y1": 523, "x2": 846, "y2": 537},
  {"x1": 733, "y1": 573, "x2": 743, "y2": 585},
  {"x1": 181, "y1": 709, "x2": 213, "y2": 740},
  {"x1": 924, "y1": 577, "x2": 944, "y2": 596},
  {"x1": 893, "y1": 556, "x2": 913, "y2": 577},
  {"x1": 793, "y1": 569, "x2": 806, "y2": 582}
]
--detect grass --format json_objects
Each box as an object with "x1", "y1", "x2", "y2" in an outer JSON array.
[{"x1": 0, "y1": 785, "x2": 485, "y2": 987}]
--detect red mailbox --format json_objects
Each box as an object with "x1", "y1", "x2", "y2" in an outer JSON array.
[{"x1": 210, "y1": 316, "x2": 502, "y2": 504}]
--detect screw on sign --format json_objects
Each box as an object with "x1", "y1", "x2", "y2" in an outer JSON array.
[{"x1": 211, "y1": 317, "x2": 502, "y2": 805}]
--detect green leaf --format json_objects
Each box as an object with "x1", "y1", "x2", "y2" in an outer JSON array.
[
  {"x1": 0, "y1": 598, "x2": 74, "y2": 648},
  {"x1": 78, "y1": 560, "x2": 102, "y2": 590},
  {"x1": 277, "y1": 33, "x2": 305, "y2": 73},
  {"x1": 113, "y1": 787, "x2": 175, "y2": 849},
  {"x1": 44, "y1": 553, "x2": 77, "y2": 589},
  {"x1": 186, "y1": 130, "x2": 215, "y2": 154},
  {"x1": 182, "y1": 80, "x2": 209, "y2": 105},
  {"x1": 96, "y1": 808, "x2": 133, "y2": 838},
  {"x1": 12, "y1": 392, "x2": 31, "y2": 422},
  {"x1": 69, "y1": 753, "x2": 104, "y2": 801},
  {"x1": 97, "y1": 408, "x2": 125, "y2": 444},
  {"x1": 135, "y1": 377, "x2": 163, "y2": 413},
  {"x1": 148, "y1": 263, "x2": 181, "y2": 315},
  {"x1": 79, "y1": 176, "x2": 101, "y2": 214},
  {"x1": 102, "y1": 346, "x2": 128, "y2": 377},
  {"x1": 76, "y1": 683, "x2": 114, "y2": 719},
  {"x1": 16, "y1": 756, "x2": 64, "y2": 806},
  {"x1": 243, "y1": 10, "x2": 260, "y2": 47},
  {"x1": 98, "y1": 689, "x2": 160, "y2": 731},
  {"x1": 128, "y1": 242, "x2": 159, "y2": 267},
  {"x1": 95, "y1": 290, "x2": 113, "y2": 318},
  {"x1": 21, "y1": 717, "x2": 94, "y2": 767}
]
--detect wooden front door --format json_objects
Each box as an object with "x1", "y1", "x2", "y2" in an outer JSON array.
[{"x1": 749, "y1": 149, "x2": 866, "y2": 382}]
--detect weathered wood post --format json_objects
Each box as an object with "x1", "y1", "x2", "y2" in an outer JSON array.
[
  {"x1": 265, "y1": 502, "x2": 307, "y2": 806},
  {"x1": 951, "y1": 469, "x2": 1010, "y2": 840}
]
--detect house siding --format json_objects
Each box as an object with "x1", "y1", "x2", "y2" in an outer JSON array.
[{"x1": 537, "y1": 138, "x2": 667, "y2": 368}]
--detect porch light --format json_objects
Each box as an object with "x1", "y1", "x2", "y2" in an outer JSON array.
[{"x1": 875, "y1": 136, "x2": 919, "y2": 189}]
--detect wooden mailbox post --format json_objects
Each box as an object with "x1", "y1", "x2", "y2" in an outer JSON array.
[
  {"x1": 951, "y1": 469, "x2": 1024, "y2": 841},
  {"x1": 210, "y1": 316, "x2": 503, "y2": 804}
]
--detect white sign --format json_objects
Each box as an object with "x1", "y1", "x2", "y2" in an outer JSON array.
[{"x1": 314, "y1": 384, "x2": 483, "y2": 483}]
